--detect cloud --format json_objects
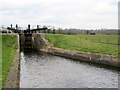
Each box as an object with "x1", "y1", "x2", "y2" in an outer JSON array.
[{"x1": 0, "y1": 0, "x2": 119, "y2": 29}]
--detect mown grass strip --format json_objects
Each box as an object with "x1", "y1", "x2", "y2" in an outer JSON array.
[
  {"x1": 2, "y1": 35, "x2": 17, "y2": 87},
  {"x1": 45, "y1": 34, "x2": 118, "y2": 55}
]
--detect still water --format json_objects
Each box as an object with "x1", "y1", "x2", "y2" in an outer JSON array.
[{"x1": 20, "y1": 50, "x2": 118, "y2": 88}]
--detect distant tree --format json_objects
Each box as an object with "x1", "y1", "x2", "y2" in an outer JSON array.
[
  {"x1": 47, "y1": 29, "x2": 51, "y2": 33},
  {"x1": 86, "y1": 30, "x2": 89, "y2": 35},
  {"x1": 53, "y1": 29, "x2": 56, "y2": 34},
  {"x1": 58, "y1": 28, "x2": 62, "y2": 34}
]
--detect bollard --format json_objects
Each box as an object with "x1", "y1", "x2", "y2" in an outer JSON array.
[
  {"x1": 10, "y1": 24, "x2": 12, "y2": 28},
  {"x1": 28, "y1": 24, "x2": 30, "y2": 30},
  {"x1": 37, "y1": 25, "x2": 39, "y2": 29},
  {"x1": 16, "y1": 24, "x2": 18, "y2": 29}
]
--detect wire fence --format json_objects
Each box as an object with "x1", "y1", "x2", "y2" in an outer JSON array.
[{"x1": 79, "y1": 36, "x2": 119, "y2": 45}]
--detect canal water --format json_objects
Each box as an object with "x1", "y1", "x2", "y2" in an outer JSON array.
[{"x1": 20, "y1": 50, "x2": 118, "y2": 88}]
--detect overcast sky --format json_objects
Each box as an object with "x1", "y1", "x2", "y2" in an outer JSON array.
[{"x1": 0, "y1": 0, "x2": 119, "y2": 29}]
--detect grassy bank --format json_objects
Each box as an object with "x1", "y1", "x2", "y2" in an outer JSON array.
[
  {"x1": 45, "y1": 34, "x2": 118, "y2": 55},
  {"x1": 0, "y1": 35, "x2": 2, "y2": 89},
  {"x1": 2, "y1": 35, "x2": 17, "y2": 87}
]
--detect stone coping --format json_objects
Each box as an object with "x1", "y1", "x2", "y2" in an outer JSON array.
[{"x1": 38, "y1": 34, "x2": 119, "y2": 67}]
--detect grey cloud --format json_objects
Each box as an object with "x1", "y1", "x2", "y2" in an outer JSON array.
[{"x1": 0, "y1": 0, "x2": 118, "y2": 29}]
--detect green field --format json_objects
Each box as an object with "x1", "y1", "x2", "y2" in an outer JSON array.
[
  {"x1": 45, "y1": 34, "x2": 119, "y2": 55},
  {"x1": 1, "y1": 35, "x2": 17, "y2": 88},
  {"x1": 78, "y1": 35, "x2": 119, "y2": 44}
]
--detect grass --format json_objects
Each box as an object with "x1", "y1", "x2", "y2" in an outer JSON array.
[
  {"x1": 1, "y1": 35, "x2": 17, "y2": 88},
  {"x1": 0, "y1": 35, "x2": 2, "y2": 90},
  {"x1": 75, "y1": 35, "x2": 119, "y2": 44},
  {"x1": 45, "y1": 34, "x2": 119, "y2": 55}
]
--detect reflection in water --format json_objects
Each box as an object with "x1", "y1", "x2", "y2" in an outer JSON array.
[{"x1": 20, "y1": 50, "x2": 118, "y2": 88}]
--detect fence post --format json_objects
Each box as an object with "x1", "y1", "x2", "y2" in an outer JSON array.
[
  {"x1": 107, "y1": 39, "x2": 109, "y2": 43},
  {"x1": 99, "y1": 38, "x2": 100, "y2": 42}
]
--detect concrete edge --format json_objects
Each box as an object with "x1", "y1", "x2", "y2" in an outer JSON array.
[
  {"x1": 40, "y1": 34, "x2": 119, "y2": 68},
  {"x1": 3, "y1": 35, "x2": 20, "y2": 88}
]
